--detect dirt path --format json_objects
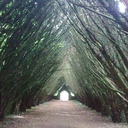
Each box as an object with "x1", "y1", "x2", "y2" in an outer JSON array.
[{"x1": 0, "y1": 100, "x2": 127, "y2": 128}]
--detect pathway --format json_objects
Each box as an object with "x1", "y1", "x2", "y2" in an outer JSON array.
[{"x1": 0, "y1": 100, "x2": 127, "y2": 128}]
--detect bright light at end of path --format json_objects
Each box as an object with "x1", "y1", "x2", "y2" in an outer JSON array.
[
  {"x1": 118, "y1": 2, "x2": 126, "y2": 13},
  {"x1": 60, "y1": 91, "x2": 69, "y2": 101}
]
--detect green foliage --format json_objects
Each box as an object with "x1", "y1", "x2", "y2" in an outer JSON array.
[{"x1": 0, "y1": 0, "x2": 128, "y2": 123}]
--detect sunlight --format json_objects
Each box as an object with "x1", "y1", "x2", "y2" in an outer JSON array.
[
  {"x1": 71, "y1": 92, "x2": 75, "y2": 97},
  {"x1": 60, "y1": 91, "x2": 69, "y2": 101},
  {"x1": 118, "y1": 2, "x2": 126, "y2": 13},
  {"x1": 13, "y1": 115, "x2": 25, "y2": 119}
]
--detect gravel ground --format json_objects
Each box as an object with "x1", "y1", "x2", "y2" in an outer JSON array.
[{"x1": 0, "y1": 100, "x2": 127, "y2": 128}]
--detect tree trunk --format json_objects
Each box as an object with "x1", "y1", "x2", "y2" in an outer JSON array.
[
  {"x1": 20, "y1": 97, "x2": 27, "y2": 112},
  {"x1": 111, "y1": 110, "x2": 122, "y2": 123},
  {"x1": 0, "y1": 111, "x2": 4, "y2": 121}
]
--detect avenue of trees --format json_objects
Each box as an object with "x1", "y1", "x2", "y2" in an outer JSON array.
[{"x1": 0, "y1": 0, "x2": 128, "y2": 123}]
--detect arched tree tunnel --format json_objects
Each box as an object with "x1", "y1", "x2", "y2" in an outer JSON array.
[{"x1": 0, "y1": 0, "x2": 128, "y2": 123}]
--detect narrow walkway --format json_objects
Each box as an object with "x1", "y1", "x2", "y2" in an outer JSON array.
[{"x1": 0, "y1": 100, "x2": 127, "y2": 128}]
